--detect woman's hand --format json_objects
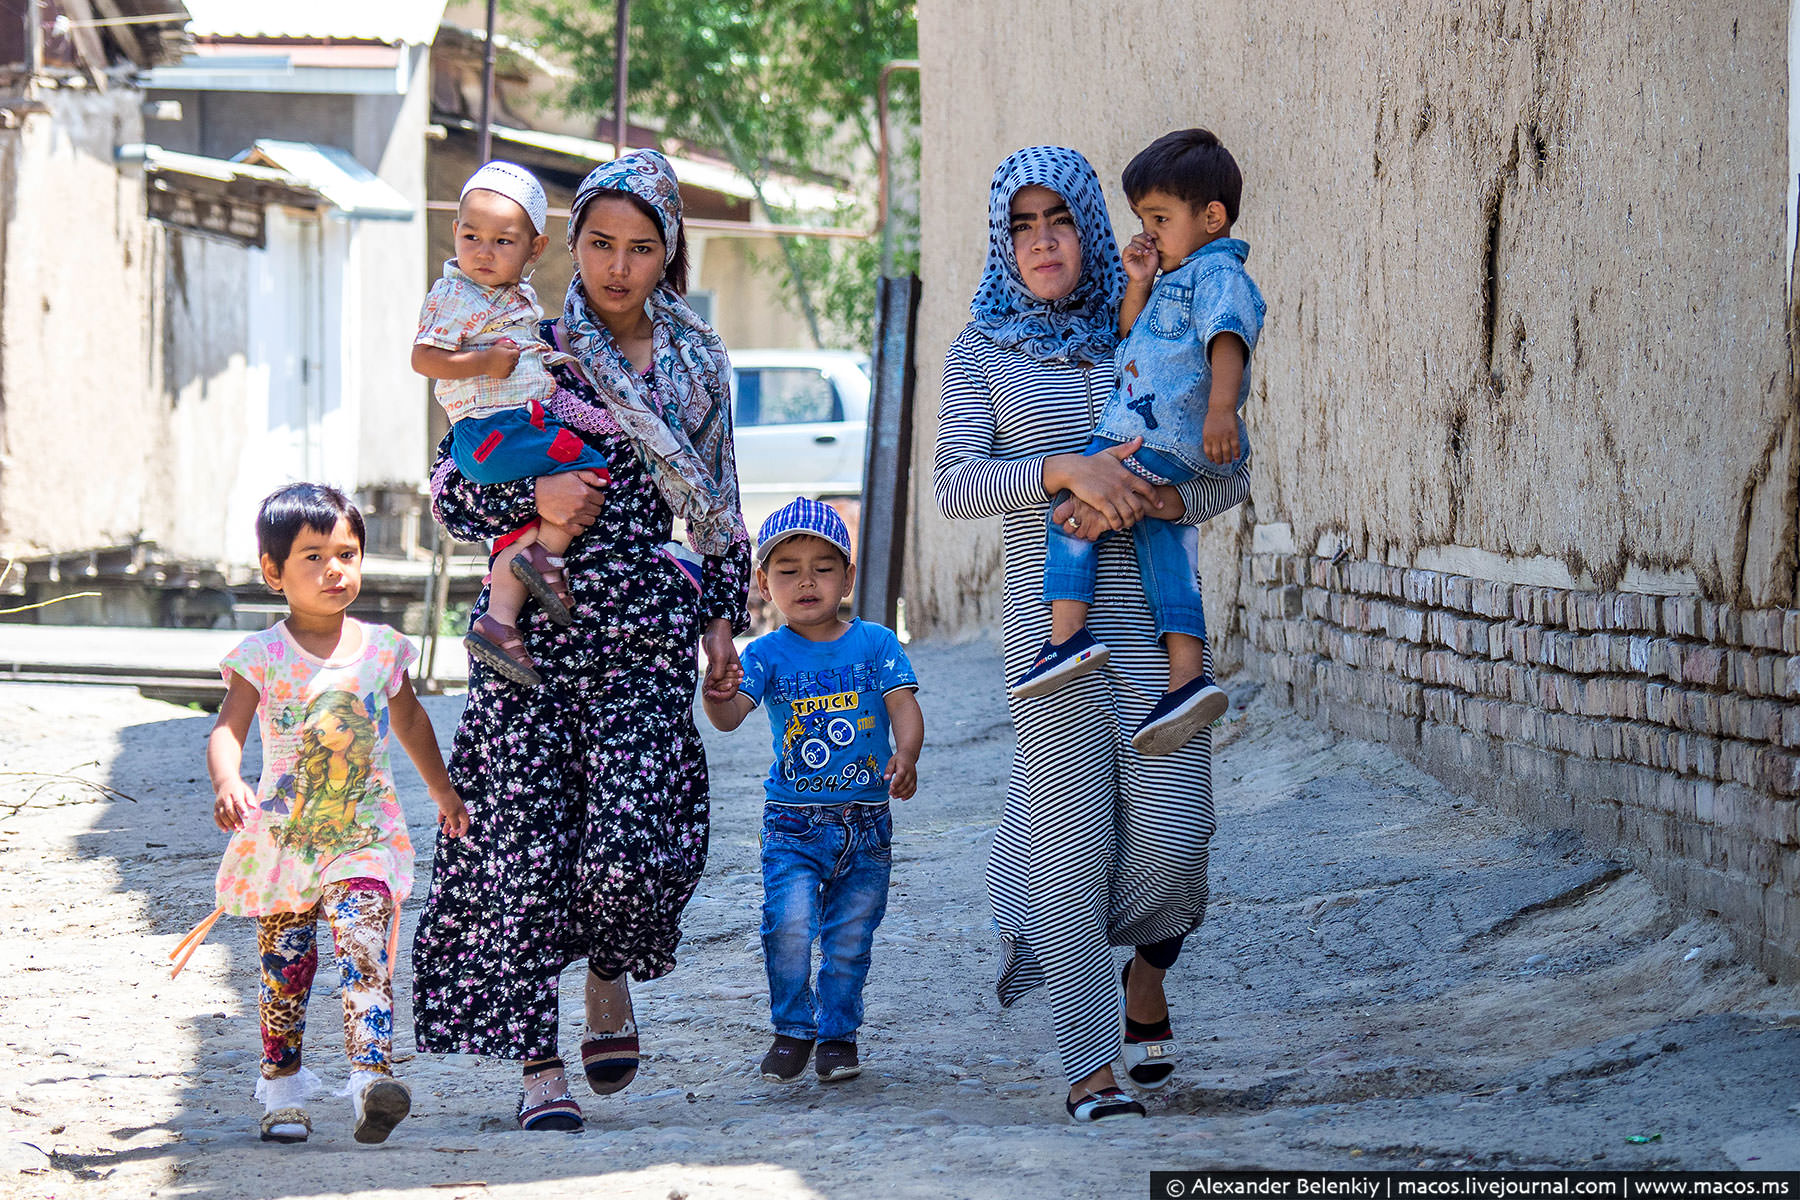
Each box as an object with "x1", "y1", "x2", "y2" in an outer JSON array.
[
  {"x1": 535, "y1": 470, "x2": 608, "y2": 535},
  {"x1": 700, "y1": 619, "x2": 742, "y2": 703},
  {"x1": 1052, "y1": 483, "x2": 1182, "y2": 539},
  {"x1": 1043, "y1": 438, "x2": 1160, "y2": 531}
]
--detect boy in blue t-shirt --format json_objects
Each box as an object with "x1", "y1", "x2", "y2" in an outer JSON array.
[{"x1": 702, "y1": 497, "x2": 923, "y2": 1086}]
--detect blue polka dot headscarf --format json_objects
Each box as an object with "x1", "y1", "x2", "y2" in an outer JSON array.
[{"x1": 969, "y1": 145, "x2": 1126, "y2": 364}]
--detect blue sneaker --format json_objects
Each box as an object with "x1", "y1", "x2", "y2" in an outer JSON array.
[
  {"x1": 1008, "y1": 629, "x2": 1111, "y2": 699},
  {"x1": 1130, "y1": 674, "x2": 1228, "y2": 756}
]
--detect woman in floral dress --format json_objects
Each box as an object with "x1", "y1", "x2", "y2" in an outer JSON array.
[{"x1": 411, "y1": 150, "x2": 751, "y2": 1131}]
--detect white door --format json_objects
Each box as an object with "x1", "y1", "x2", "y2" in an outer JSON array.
[
  {"x1": 267, "y1": 212, "x2": 325, "y2": 478},
  {"x1": 229, "y1": 209, "x2": 326, "y2": 562}
]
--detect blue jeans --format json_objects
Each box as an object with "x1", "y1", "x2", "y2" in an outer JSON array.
[
  {"x1": 760, "y1": 801, "x2": 892, "y2": 1042},
  {"x1": 1041, "y1": 436, "x2": 1209, "y2": 643}
]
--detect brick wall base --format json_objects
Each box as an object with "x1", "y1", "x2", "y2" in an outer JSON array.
[{"x1": 1242, "y1": 553, "x2": 1800, "y2": 982}]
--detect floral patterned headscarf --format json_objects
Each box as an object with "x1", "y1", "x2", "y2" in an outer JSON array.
[
  {"x1": 970, "y1": 145, "x2": 1126, "y2": 364},
  {"x1": 554, "y1": 149, "x2": 745, "y2": 554}
]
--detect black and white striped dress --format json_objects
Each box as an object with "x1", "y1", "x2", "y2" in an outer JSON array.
[{"x1": 933, "y1": 324, "x2": 1251, "y2": 1088}]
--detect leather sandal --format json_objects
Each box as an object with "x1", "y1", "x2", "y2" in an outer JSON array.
[
  {"x1": 580, "y1": 970, "x2": 640, "y2": 1096},
  {"x1": 509, "y1": 542, "x2": 575, "y2": 626},
  {"x1": 1121, "y1": 958, "x2": 1177, "y2": 1090},
  {"x1": 517, "y1": 1063, "x2": 583, "y2": 1132},
  {"x1": 465, "y1": 613, "x2": 542, "y2": 687}
]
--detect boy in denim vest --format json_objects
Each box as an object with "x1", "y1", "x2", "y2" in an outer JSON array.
[
  {"x1": 1009, "y1": 128, "x2": 1266, "y2": 758},
  {"x1": 702, "y1": 498, "x2": 924, "y2": 1085}
]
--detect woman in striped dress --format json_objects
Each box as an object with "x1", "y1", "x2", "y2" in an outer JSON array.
[{"x1": 933, "y1": 146, "x2": 1251, "y2": 1122}]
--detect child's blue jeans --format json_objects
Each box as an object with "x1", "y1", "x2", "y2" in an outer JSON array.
[
  {"x1": 760, "y1": 801, "x2": 892, "y2": 1043},
  {"x1": 1042, "y1": 434, "x2": 1209, "y2": 644}
]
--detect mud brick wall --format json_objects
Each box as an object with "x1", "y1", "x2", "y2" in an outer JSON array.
[{"x1": 1243, "y1": 554, "x2": 1799, "y2": 981}]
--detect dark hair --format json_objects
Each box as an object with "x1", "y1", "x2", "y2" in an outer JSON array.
[
  {"x1": 1122, "y1": 128, "x2": 1243, "y2": 225},
  {"x1": 256, "y1": 482, "x2": 365, "y2": 563},
  {"x1": 575, "y1": 188, "x2": 690, "y2": 295}
]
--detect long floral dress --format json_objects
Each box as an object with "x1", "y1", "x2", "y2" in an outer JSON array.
[{"x1": 412, "y1": 325, "x2": 751, "y2": 1061}]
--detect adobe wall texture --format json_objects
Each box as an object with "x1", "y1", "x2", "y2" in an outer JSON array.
[
  {"x1": 0, "y1": 90, "x2": 168, "y2": 559},
  {"x1": 909, "y1": 2, "x2": 1798, "y2": 976}
]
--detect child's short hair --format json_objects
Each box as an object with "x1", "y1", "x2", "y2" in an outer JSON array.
[
  {"x1": 1122, "y1": 128, "x2": 1243, "y2": 225},
  {"x1": 256, "y1": 483, "x2": 366, "y2": 563}
]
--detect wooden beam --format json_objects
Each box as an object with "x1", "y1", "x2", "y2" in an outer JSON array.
[
  {"x1": 54, "y1": 0, "x2": 110, "y2": 90},
  {"x1": 87, "y1": 0, "x2": 144, "y2": 68}
]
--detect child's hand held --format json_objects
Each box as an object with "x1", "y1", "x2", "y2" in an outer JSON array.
[
  {"x1": 701, "y1": 657, "x2": 743, "y2": 702},
  {"x1": 434, "y1": 787, "x2": 470, "y2": 839},
  {"x1": 701, "y1": 672, "x2": 741, "y2": 703},
  {"x1": 700, "y1": 624, "x2": 741, "y2": 702}
]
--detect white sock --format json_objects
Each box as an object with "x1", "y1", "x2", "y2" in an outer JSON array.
[
  {"x1": 342, "y1": 1068, "x2": 387, "y2": 1101},
  {"x1": 255, "y1": 1066, "x2": 322, "y2": 1111}
]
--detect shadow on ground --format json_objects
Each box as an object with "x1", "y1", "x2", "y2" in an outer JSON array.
[{"x1": 1, "y1": 641, "x2": 1796, "y2": 1199}]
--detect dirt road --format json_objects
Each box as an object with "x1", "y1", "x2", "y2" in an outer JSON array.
[{"x1": 1, "y1": 641, "x2": 1795, "y2": 1199}]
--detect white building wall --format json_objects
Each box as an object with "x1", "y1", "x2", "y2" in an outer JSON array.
[
  {"x1": 0, "y1": 90, "x2": 168, "y2": 559},
  {"x1": 351, "y1": 46, "x2": 434, "y2": 488}
]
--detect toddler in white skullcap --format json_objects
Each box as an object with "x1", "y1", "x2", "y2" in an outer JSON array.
[
  {"x1": 460, "y1": 160, "x2": 549, "y2": 235},
  {"x1": 412, "y1": 162, "x2": 611, "y2": 688}
]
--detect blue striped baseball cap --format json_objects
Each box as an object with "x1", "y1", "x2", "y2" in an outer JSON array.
[{"x1": 755, "y1": 497, "x2": 853, "y2": 566}]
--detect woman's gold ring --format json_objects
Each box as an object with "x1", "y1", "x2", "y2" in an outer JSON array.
[{"x1": 1066, "y1": 517, "x2": 1080, "y2": 531}]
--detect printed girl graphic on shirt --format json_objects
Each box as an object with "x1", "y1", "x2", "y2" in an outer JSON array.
[{"x1": 266, "y1": 690, "x2": 391, "y2": 862}]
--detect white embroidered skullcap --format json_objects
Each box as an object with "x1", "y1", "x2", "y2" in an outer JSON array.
[{"x1": 460, "y1": 161, "x2": 548, "y2": 234}]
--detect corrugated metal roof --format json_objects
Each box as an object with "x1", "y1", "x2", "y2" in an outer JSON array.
[
  {"x1": 126, "y1": 144, "x2": 297, "y2": 187},
  {"x1": 241, "y1": 140, "x2": 415, "y2": 220},
  {"x1": 124, "y1": 141, "x2": 415, "y2": 221},
  {"x1": 181, "y1": 0, "x2": 448, "y2": 45}
]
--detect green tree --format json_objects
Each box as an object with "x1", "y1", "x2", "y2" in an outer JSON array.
[{"x1": 520, "y1": 0, "x2": 919, "y2": 348}]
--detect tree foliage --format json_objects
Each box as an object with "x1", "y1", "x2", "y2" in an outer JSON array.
[{"x1": 519, "y1": 0, "x2": 919, "y2": 348}]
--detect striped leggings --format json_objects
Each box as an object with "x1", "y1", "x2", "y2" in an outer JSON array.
[{"x1": 257, "y1": 879, "x2": 395, "y2": 1080}]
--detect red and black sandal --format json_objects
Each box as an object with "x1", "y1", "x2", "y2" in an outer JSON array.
[{"x1": 465, "y1": 613, "x2": 542, "y2": 687}]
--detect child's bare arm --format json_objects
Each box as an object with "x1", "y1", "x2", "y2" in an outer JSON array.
[
  {"x1": 1203, "y1": 333, "x2": 1246, "y2": 465},
  {"x1": 411, "y1": 342, "x2": 520, "y2": 382},
  {"x1": 882, "y1": 688, "x2": 923, "y2": 800},
  {"x1": 388, "y1": 675, "x2": 470, "y2": 837},
  {"x1": 1118, "y1": 233, "x2": 1158, "y2": 335},
  {"x1": 207, "y1": 672, "x2": 259, "y2": 832},
  {"x1": 702, "y1": 690, "x2": 755, "y2": 733}
]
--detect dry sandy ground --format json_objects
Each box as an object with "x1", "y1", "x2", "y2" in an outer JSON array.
[{"x1": 1, "y1": 639, "x2": 1797, "y2": 1200}]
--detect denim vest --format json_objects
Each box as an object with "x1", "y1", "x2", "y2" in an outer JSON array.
[{"x1": 1094, "y1": 238, "x2": 1265, "y2": 477}]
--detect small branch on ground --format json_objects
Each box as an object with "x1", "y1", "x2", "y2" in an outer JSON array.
[{"x1": 0, "y1": 765, "x2": 142, "y2": 819}]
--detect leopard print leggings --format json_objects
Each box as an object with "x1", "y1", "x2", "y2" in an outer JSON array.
[{"x1": 258, "y1": 878, "x2": 395, "y2": 1080}]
